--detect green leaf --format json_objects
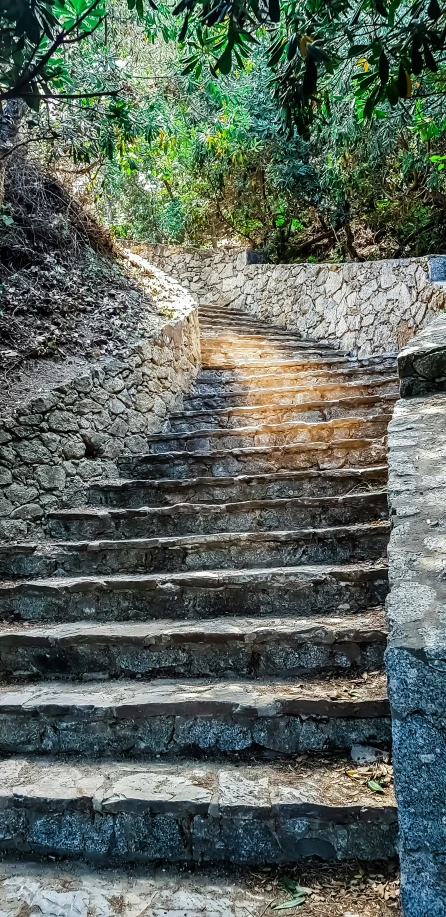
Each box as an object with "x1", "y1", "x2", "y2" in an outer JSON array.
[
  {"x1": 281, "y1": 878, "x2": 297, "y2": 893},
  {"x1": 368, "y1": 780, "x2": 385, "y2": 794},
  {"x1": 386, "y1": 78, "x2": 399, "y2": 105},
  {"x1": 428, "y1": 0, "x2": 441, "y2": 19},
  {"x1": 271, "y1": 898, "x2": 307, "y2": 910},
  {"x1": 268, "y1": 0, "x2": 280, "y2": 22},
  {"x1": 397, "y1": 62, "x2": 408, "y2": 97},
  {"x1": 378, "y1": 50, "x2": 389, "y2": 83},
  {"x1": 178, "y1": 13, "x2": 189, "y2": 42},
  {"x1": 363, "y1": 86, "x2": 381, "y2": 118},
  {"x1": 347, "y1": 43, "x2": 369, "y2": 58},
  {"x1": 216, "y1": 43, "x2": 233, "y2": 74}
]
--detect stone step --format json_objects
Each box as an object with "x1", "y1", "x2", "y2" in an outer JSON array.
[
  {"x1": 167, "y1": 394, "x2": 397, "y2": 432},
  {"x1": 198, "y1": 320, "x2": 314, "y2": 339},
  {"x1": 200, "y1": 343, "x2": 336, "y2": 359},
  {"x1": 0, "y1": 674, "x2": 390, "y2": 758},
  {"x1": 202, "y1": 355, "x2": 351, "y2": 371},
  {"x1": 199, "y1": 328, "x2": 335, "y2": 344},
  {"x1": 1, "y1": 523, "x2": 390, "y2": 579},
  {"x1": 88, "y1": 465, "x2": 388, "y2": 508},
  {"x1": 184, "y1": 377, "x2": 399, "y2": 410},
  {"x1": 0, "y1": 609, "x2": 387, "y2": 680},
  {"x1": 194, "y1": 363, "x2": 398, "y2": 392},
  {"x1": 199, "y1": 324, "x2": 329, "y2": 343},
  {"x1": 0, "y1": 857, "x2": 401, "y2": 907},
  {"x1": 118, "y1": 437, "x2": 387, "y2": 479},
  {"x1": 0, "y1": 756, "x2": 397, "y2": 863},
  {"x1": 0, "y1": 562, "x2": 388, "y2": 623},
  {"x1": 48, "y1": 490, "x2": 388, "y2": 540},
  {"x1": 200, "y1": 355, "x2": 397, "y2": 374},
  {"x1": 144, "y1": 416, "x2": 391, "y2": 455}
]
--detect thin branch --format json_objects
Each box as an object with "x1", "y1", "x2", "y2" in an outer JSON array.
[
  {"x1": 20, "y1": 88, "x2": 122, "y2": 100},
  {"x1": 0, "y1": 131, "x2": 59, "y2": 161}
]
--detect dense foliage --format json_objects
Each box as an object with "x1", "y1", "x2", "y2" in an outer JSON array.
[{"x1": 1, "y1": 0, "x2": 446, "y2": 261}]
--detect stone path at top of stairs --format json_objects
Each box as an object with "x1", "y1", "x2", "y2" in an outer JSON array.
[{"x1": 0, "y1": 302, "x2": 400, "y2": 869}]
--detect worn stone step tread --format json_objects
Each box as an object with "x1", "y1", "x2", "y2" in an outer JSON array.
[
  {"x1": 195, "y1": 366, "x2": 398, "y2": 389},
  {"x1": 0, "y1": 522, "x2": 389, "y2": 579},
  {"x1": 49, "y1": 489, "x2": 388, "y2": 523},
  {"x1": 0, "y1": 520, "x2": 391, "y2": 558},
  {"x1": 0, "y1": 610, "x2": 387, "y2": 680},
  {"x1": 144, "y1": 415, "x2": 391, "y2": 447},
  {"x1": 90, "y1": 465, "x2": 389, "y2": 497},
  {"x1": 200, "y1": 332, "x2": 336, "y2": 346},
  {"x1": 201, "y1": 359, "x2": 351, "y2": 371},
  {"x1": 0, "y1": 561, "x2": 388, "y2": 595},
  {"x1": 187, "y1": 377, "x2": 399, "y2": 400},
  {"x1": 0, "y1": 609, "x2": 387, "y2": 647},
  {"x1": 201, "y1": 346, "x2": 336, "y2": 359},
  {"x1": 199, "y1": 328, "x2": 330, "y2": 343},
  {"x1": 119, "y1": 437, "x2": 387, "y2": 467},
  {"x1": 171, "y1": 393, "x2": 398, "y2": 422},
  {"x1": 0, "y1": 672, "x2": 389, "y2": 717},
  {"x1": 0, "y1": 861, "x2": 402, "y2": 913},
  {"x1": 0, "y1": 754, "x2": 396, "y2": 818},
  {"x1": 87, "y1": 467, "x2": 388, "y2": 510},
  {"x1": 117, "y1": 440, "x2": 387, "y2": 484},
  {"x1": 198, "y1": 322, "x2": 315, "y2": 338}
]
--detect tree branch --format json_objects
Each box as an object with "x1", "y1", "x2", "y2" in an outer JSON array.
[
  {"x1": 0, "y1": 131, "x2": 59, "y2": 161},
  {"x1": 20, "y1": 89, "x2": 122, "y2": 100},
  {"x1": 0, "y1": 0, "x2": 105, "y2": 102}
]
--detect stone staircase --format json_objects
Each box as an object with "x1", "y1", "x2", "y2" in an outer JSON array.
[{"x1": 0, "y1": 302, "x2": 400, "y2": 868}]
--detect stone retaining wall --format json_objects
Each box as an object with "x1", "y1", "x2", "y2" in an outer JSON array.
[
  {"x1": 133, "y1": 244, "x2": 446, "y2": 356},
  {"x1": 386, "y1": 315, "x2": 446, "y2": 916},
  {"x1": 0, "y1": 257, "x2": 201, "y2": 541}
]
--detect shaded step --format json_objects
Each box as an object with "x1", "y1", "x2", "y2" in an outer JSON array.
[
  {"x1": 118, "y1": 438, "x2": 388, "y2": 479},
  {"x1": 0, "y1": 756, "x2": 397, "y2": 863},
  {"x1": 0, "y1": 674, "x2": 390, "y2": 758},
  {"x1": 1, "y1": 523, "x2": 390, "y2": 579},
  {"x1": 166, "y1": 395, "x2": 397, "y2": 432},
  {"x1": 89, "y1": 465, "x2": 388, "y2": 508},
  {"x1": 0, "y1": 610, "x2": 387, "y2": 680},
  {"x1": 184, "y1": 377, "x2": 399, "y2": 410},
  {"x1": 144, "y1": 416, "x2": 391, "y2": 455},
  {"x1": 48, "y1": 491, "x2": 388, "y2": 540},
  {"x1": 0, "y1": 562, "x2": 389, "y2": 623}
]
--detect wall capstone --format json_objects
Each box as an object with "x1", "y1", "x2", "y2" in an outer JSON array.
[
  {"x1": 0, "y1": 255, "x2": 201, "y2": 541},
  {"x1": 387, "y1": 313, "x2": 446, "y2": 916},
  {"x1": 132, "y1": 244, "x2": 446, "y2": 356}
]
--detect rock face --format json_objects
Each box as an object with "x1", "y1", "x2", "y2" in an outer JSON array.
[
  {"x1": 134, "y1": 243, "x2": 446, "y2": 357},
  {"x1": 387, "y1": 313, "x2": 446, "y2": 916},
  {"x1": 0, "y1": 300, "x2": 398, "y2": 870}
]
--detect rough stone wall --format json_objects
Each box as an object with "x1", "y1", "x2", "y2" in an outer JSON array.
[
  {"x1": 134, "y1": 244, "x2": 446, "y2": 356},
  {"x1": 386, "y1": 314, "x2": 446, "y2": 916},
  {"x1": 0, "y1": 259, "x2": 201, "y2": 541}
]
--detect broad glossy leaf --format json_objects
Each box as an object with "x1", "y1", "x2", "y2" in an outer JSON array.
[
  {"x1": 216, "y1": 43, "x2": 233, "y2": 74},
  {"x1": 268, "y1": 0, "x2": 280, "y2": 23}
]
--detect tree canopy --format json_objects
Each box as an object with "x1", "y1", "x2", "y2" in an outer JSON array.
[
  {"x1": 1, "y1": 0, "x2": 446, "y2": 133},
  {"x1": 1, "y1": 0, "x2": 446, "y2": 264}
]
